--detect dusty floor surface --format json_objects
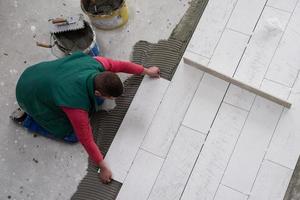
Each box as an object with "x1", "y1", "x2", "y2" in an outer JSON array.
[{"x1": 0, "y1": 0, "x2": 189, "y2": 199}]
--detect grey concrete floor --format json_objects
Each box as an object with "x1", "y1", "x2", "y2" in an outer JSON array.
[{"x1": 0, "y1": 0, "x2": 189, "y2": 199}]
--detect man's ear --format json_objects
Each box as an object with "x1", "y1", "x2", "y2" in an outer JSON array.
[{"x1": 94, "y1": 90, "x2": 102, "y2": 96}]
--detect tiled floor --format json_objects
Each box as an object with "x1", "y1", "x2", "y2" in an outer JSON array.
[{"x1": 105, "y1": 0, "x2": 300, "y2": 199}]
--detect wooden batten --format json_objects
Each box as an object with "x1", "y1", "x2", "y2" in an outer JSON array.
[{"x1": 183, "y1": 57, "x2": 292, "y2": 109}]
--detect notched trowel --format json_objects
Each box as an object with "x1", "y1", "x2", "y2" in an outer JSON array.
[
  {"x1": 48, "y1": 14, "x2": 85, "y2": 33},
  {"x1": 36, "y1": 14, "x2": 86, "y2": 48}
]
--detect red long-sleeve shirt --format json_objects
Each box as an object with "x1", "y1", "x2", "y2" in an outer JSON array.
[{"x1": 61, "y1": 57, "x2": 144, "y2": 164}]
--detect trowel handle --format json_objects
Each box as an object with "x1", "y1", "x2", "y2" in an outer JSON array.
[
  {"x1": 36, "y1": 42, "x2": 52, "y2": 48},
  {"x1": 52, "y1": 18, "x2": 67, "y2": 24}
]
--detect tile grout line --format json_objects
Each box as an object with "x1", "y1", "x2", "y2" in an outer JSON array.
[
  {"x1": 186, "y1": 49, "x2": 211, "y2": 60},
  {"x1": 265, "y1": 158, "x2": 294, "y2": 170},
  {"x1": 212, "y1": 95, "x2": 257, "y2": 200},
  {"x1": 231, "y1": 33, "x2": 249, "y2": 78},
  {"x1": 139, "y1": 147, "x2": 165, "y2": 160},
  {"x1": 266, "y1": 4, "x2": 295, "y2": 13},
  {"x1": 222, "y1": 101, "x2": 250, "y2": 113},
  {"x1": 181, "y1": 124, "x2": 207, "y2": 136},
  {"x1": 208, "y1": 82, "x2": 230, "y2": 130},
  {"x1": 221, "y1": 183, "x2": 250, "y2": 197},
  {"x1": 226, "y1": 27, "x2": 252, "y2": 37}
]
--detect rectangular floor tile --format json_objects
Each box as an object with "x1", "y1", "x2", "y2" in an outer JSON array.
[
  {"x1": 266, "y1": 77, "x2": 300, "y2": 169},
  {"x1": 265, "y1": 2, "x2": 300, "y2": 87},
  {"x1": 104, "y1": 77, "x2": 169, "y2": 183},
  {"x1": 182, "y1": 74, "x2": 228, "y2": 133},
  {"x1": 249, "y1": 160, "x2": 292, "y2": 200},
  {"x1": 260, "y1": 79, "x2": 291, "y2": 100},
  {"x1": 224, "y1": 84, "x2": 255, "y2": 111},
  {"x1": 215, "y1": 185, "x2": 248, "y2": 200},
  {"x1": 227, "y1": 0, "x2": 267, "y2": 34},
  {"x1": 187, "y1": 0, "x2": 238, "y2": 57},
  {"x1": 234, "y1": 6, "x2": 290, "y2": 87},
  {"x1": 116, "y1": 150, "x2": 163, "y2": 200},
  {"x1": 181, "y1": 103, "x2": 248, "y2": 200},
  {"x1": 141, "y1": 59, "x2": 207, "y2": 158},
  {"x1": 209, "y1": 28, "x2": 249, "y2": 75},
  {"x1": 221, "y1": 97, "x2": 283, "y2": 194},
  {"x1": 147, "y1": 126, "x2": 205, "y2": 200}
]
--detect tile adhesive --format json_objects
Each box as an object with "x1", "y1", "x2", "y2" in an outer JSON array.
[{"x1": 71, "y1": 0, "x2": 209, "y2": 199}]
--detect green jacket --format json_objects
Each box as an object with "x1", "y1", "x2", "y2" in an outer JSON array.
[{"x1": 16, "y1": 52, "x2": 105, "y2": 138}]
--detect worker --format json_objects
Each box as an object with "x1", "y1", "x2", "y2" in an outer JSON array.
[{"x1": 11, "y1": 51, "x2": 160, "y2": 184}]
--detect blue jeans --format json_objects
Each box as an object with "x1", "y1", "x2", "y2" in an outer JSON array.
[
  {"x1": 22, "y1": 97, "x2": 104, "y2": 143},
  {"x1": 23, "y1": 115, "x2": 78, "y2": 143}
]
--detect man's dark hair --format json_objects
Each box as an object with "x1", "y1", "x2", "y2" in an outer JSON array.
[{"x1": 94, "y1": 72, "x2": 123, "y2": 97}]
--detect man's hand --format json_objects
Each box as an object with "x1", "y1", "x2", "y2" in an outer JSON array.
[
  {"x1": 143, "y1": 66, "x2": 160, "y2": 78},
  {"x1": 98, "y1": 160, "x2": 112, "y2": 184}
]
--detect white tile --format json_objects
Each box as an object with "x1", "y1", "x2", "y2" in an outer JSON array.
[
  {"x1": 183, "y1": 30, "x2": 249, "y2": 133},
  {"x1": 182, "y1": 74, "x2": 228, "y2": 133},
  {"x1": 215, "y1": 185, "x2": 248, "y2": 200},
  {"x1": 184, "y1": 50, "x2": 210, "y2": 66},
  {"x1": 147, "y1": 126, "x2": 205, "y2": 200},
  {"x1": 224, "y1": 84, "x2": 255, "y2": 111},
  {"x1": 227, "y1": 0, "x2": 267, "y2": 34},
  {"x1": 181, "y1": 103, "x2": 248, "y2": 200},
  {"x1": 249, "y1": 160, "x2": 292, "y2": 200},
  {"x1": 116, "y1": 150, "x2": 163, "y2": 200},
  {"x1": 265, "y1": 29, "x2": 300, "y2": 87},
  {"x1": 265, "y1": 3, "x2": 300, "y2": 87},
  {"x1": 104, "y1": 77, "x2": 169, "y2": 183},
  {"x1": 222, "y1": 97, "x2": 283, "y2": 194},
  {"x1": 265, "y1": 78, "x2": 300, "y2": 169},
  {"x1": 209, "y1": 29, "x2": 249, "y2": 75},
  {"x1": 260, "y1": 79, "x2": 291, "y2": 100},
  {"x1": 234, "y1": 7, "x2": 290, "y2": 87},
  {"x1": 187, "y1": 0, "x2": 238, "y2": 57},
  {"x1": 267, "y1": 0, "x2": 298, "y2": 12},
  {"x1": 141, "y1": 59, "x2": 207, "y2": 158}
]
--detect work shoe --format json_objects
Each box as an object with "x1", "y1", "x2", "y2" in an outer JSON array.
[{"x1": 10, "y1": 108, "x2": 27, "y2": 124}]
